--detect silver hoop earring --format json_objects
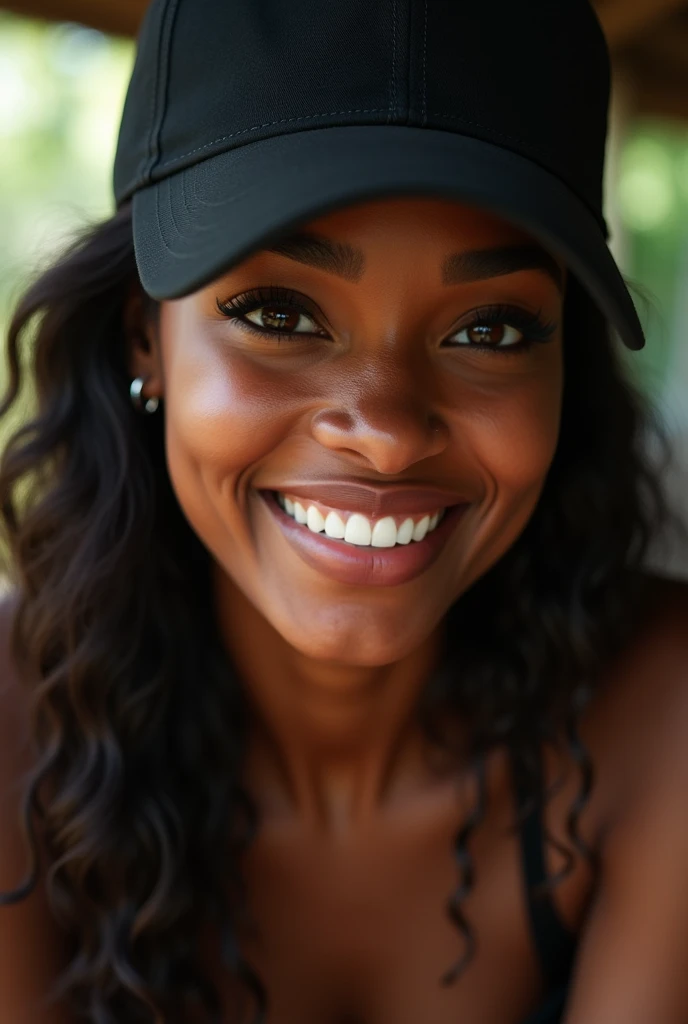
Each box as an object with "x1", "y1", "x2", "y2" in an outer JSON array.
[{"x1": 130, "y1": 376, "x2": 160, "y2": 415}]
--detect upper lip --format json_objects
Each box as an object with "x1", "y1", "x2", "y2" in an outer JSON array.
[{"x1": 266, "y1": 482, "x2": 471, "y2": 518}]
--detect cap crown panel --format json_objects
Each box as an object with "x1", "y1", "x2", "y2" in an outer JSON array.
[
  {"x1": 421, "y1": 0, "x2": 610, "y2": 214},
  {"x1": 157, "y1": 0, "x2": 398, "y2": 178},
  {"x1": 114, "y1": 0, "x2": 611, "y2": 226}
]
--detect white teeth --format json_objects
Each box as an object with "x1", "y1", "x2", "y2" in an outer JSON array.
[
  {"x1": 277, "y1": 493, "x2": 445, "y2": 548},
  {"x1": 396, "y1": 518, "x2": 414, "y2": 545},
  {"x1": 306, "y1": 506, "x2": 326, "y2": 533},
  {"x1": 412, "y1": 515, "x2": 430, "y2": 543},
  {"x1": 344, "y1": 513, "x2": 372, "y2": 546},
  {"x1": 371, "y1": 516, "x2": 397, "y2": 548},
  {"x1": 324, "y1": 510, "x2": 346, "y2": 539}
]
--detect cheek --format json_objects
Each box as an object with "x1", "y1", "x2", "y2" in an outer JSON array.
[
  {"x1": 157, "y1": 318, "x2": 309, "y2": 556},
  {"x1": 165, "y1": 353, "x2": 283, "y2": 477},
  {"x1": 161, "y1": 329, "x2": 306, "y2": 506},
  {"x1": 452, "y1": 352, "x2": 563, "y2": 494},
  {"x1": 442, "y1": 364, "x2": 563, "y2": 592},
  {"x1": 469, "y1": 382, "x2": 562, "y2": 494}
]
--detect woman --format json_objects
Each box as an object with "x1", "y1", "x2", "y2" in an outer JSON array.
[{"x1": 1, "y1": 0, "x2": 688, "y2": 1022}]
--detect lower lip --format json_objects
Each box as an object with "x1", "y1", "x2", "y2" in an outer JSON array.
[{"x1": 262, "y1": 491, "x2": 468, "y2": 587}]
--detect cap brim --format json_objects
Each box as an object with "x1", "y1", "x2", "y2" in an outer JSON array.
[{"x1": 132, "y1": 125, "x2": 644, "y2": 350}]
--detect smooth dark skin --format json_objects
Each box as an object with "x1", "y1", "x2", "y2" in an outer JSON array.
[{"x1": 2, "y1": 197, "x2": 688, "y2": 1023}]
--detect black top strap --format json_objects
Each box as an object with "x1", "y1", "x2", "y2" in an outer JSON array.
[
  {"x1": 519, "y1": 985, "x2": 569, "y2": 1024},
  {"x1": 514, "y1": 755, "x2": 577, "y2": 991}
]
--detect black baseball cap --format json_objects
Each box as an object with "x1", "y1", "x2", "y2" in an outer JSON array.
[{"x1": 113, "y1": 0, "x2": 645, "y2": 351}]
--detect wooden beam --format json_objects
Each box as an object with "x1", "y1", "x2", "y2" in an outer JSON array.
[
  {"x1": 597, "y1": 0, "x2": 688, "y2": 49},
  {"x1": 0, "y1": 0, "x2": 145, "y2": 36},
  {"x1": 638, "y1": 22, "x2": 688, "y2": 73},
  {"x1": 5, "y1": 0, "x2": 688, "y2": 71},
  {"x1": 5, "y1": 0, "x2": 688, "y2": 49},
  {"x1": 636, "y1": 79, "x2": 688, "y2": 120},
  {"x1": 626, "y1": 51, "x2": 688, "y2": 120}
]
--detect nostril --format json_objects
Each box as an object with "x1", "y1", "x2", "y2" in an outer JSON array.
[{"x1": 310, "y1": 408, "x2": 357, "y2": 446}]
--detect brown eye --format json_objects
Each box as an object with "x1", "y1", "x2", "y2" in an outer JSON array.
[
  {"x1": 245, "y1": 305, "x2": 318, "y2": 333},
  {"x1": 449, "y1": 322, "x2": 525, "y2": 347}
]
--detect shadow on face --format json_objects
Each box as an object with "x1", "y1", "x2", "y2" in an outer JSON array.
[{"x1": 131, "y1": 196, "x2": 566, "y2": 667}]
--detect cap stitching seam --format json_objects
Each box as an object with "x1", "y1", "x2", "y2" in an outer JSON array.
[
  {"x1": 187, "y1": 167, "x2": 221, "y2": 219},
  {"x1": 149, "y1": 150, "x2": 612, "y2": 269},
  {"x1": 405, "y1": 0, "x2": 412, "y2": 123},
  {"x1": 162, "y1": 173, "x2": 186, "y2": 244},
  {"x1": 429, "y1": 110, "x2": 604, "y2": 227},
  {"x1": 153, "y1": 109, "x2": 389, "y2": 169},
  {"x1": 421, "y1": 0, "x2": 428, "y2": 126},
  {"x1": 430, "y1": 111, "x2": 549, "y2": 152},
  {"x1": 140, "y1": 0, "x2": 168, "y2": 184},
  {"x1": 158, "y1": 152, "x2": 403, "y2": 254},
  {"x1": 154, "y1": 161, "x2": 336, "y2": 257},
  {"x1": 389, "y1": 0, "x2": 397, "y2": 122},
  {"x1": 147, "y1": 0, "x2": 181, "y2": 181},
  {"x1": 157, "y1": 175, "x2": 174, "y2": 250},
  {"x1": 167, "y1": 163, "x2": 184, "y2": 242},
  {"x1": 156, "y1": 143, "x2": 608, "y2": 250},
  {"x1": 144, "y1": 119, "x2": 605, "y2": 234},
  {"x1": 142, "y1": 0, "x2": 178, "y2": 183}
]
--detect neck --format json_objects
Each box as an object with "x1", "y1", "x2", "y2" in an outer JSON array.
[{"x1": 214, "y1": 572, "x2": 452, "y2": 834}]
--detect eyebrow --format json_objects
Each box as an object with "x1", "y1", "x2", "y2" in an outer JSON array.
[
  {"x1": 264, "y1": 232, "x2": 563, "y2": 292},
  {"x1": 441, "y1": 243, "x2": 564, "y2": 291},
  {"x1": 266, "y1": 232, "x2": 365, "y2": 282}
]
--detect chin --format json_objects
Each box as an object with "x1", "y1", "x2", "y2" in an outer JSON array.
[{"x1": 272, "y1": 602, "x2": 442, "y2": 668}]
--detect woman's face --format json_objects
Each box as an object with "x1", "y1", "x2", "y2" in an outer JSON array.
[{"x1": 142, "y1": 197, "x2": 565, "y2": 666}]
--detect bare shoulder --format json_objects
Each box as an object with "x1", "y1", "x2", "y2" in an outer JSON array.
[
  {"x1": 557, "y1": 576, "x2": 688, "y2": 1022},
  {"x1": 582, "y1": 572, "x2": 688, "y2": 829},
  {"x1": 0, "y1": 587, "x2": 72, "y2": 1023},
  {"x1": 619, "y1": 572, "x2": 688, "y2": 671},
  {"x1": 601, "y1": 572, "x2": 688, "y2": 720}
]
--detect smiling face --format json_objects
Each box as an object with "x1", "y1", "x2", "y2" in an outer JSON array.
[{"x1": 132, "y1": 196, "x2": 565, "y2": 667}]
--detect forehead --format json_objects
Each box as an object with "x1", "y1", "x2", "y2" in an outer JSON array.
[
  {"x1": 245, "y1": 195, "x2": 565, "y2": 293},
  {"x1": 300, "y1": 195, "x2": 545, "y2": 249}
]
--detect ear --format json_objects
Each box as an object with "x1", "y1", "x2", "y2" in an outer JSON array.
[{"x1": 124, "y1": 281, "x2": 164, "y2": 399}]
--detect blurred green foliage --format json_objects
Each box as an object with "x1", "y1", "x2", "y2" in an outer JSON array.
[
  {"x1": 0, "y1": 11, "x2": 133, "y2": 340},
  {"x1": 619, "y1": 122, "x2": 688, "y2": 403}
]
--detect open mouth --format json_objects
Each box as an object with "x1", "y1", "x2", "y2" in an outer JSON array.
[
  {"x1": 262, "y1": 489, "x2": 468, "y2": 587},
  {"x1": 274, "y1": 491, "x2": 446, "y2": 548}
]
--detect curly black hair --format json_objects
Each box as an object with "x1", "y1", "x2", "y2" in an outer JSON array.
[{"x1": 0, "y1": 201, "x2": 669, "y2": 1023}]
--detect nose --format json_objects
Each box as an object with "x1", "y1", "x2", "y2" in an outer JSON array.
[{"x1": 310, "y1": 360, "x2": 449, "y2": 475}]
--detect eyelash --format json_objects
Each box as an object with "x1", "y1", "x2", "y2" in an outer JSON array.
[
  {"x1": 447, "y1": 303, "x2": 557, "y2": 351},
  {"x1": 215, "y1": 285, "x2": 557, "y2": 352},
  {"x1": 217, "y1": 286, "x2": 328, "y2": 339}
]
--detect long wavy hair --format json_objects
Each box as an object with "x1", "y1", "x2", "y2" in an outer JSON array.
[{"x1": 0, "y1": 201, "x2": 669, "y2": 1023}]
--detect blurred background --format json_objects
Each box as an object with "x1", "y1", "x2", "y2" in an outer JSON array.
[{"x1": 0, "y1": 0, "x2": 687, "y2": 572}]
